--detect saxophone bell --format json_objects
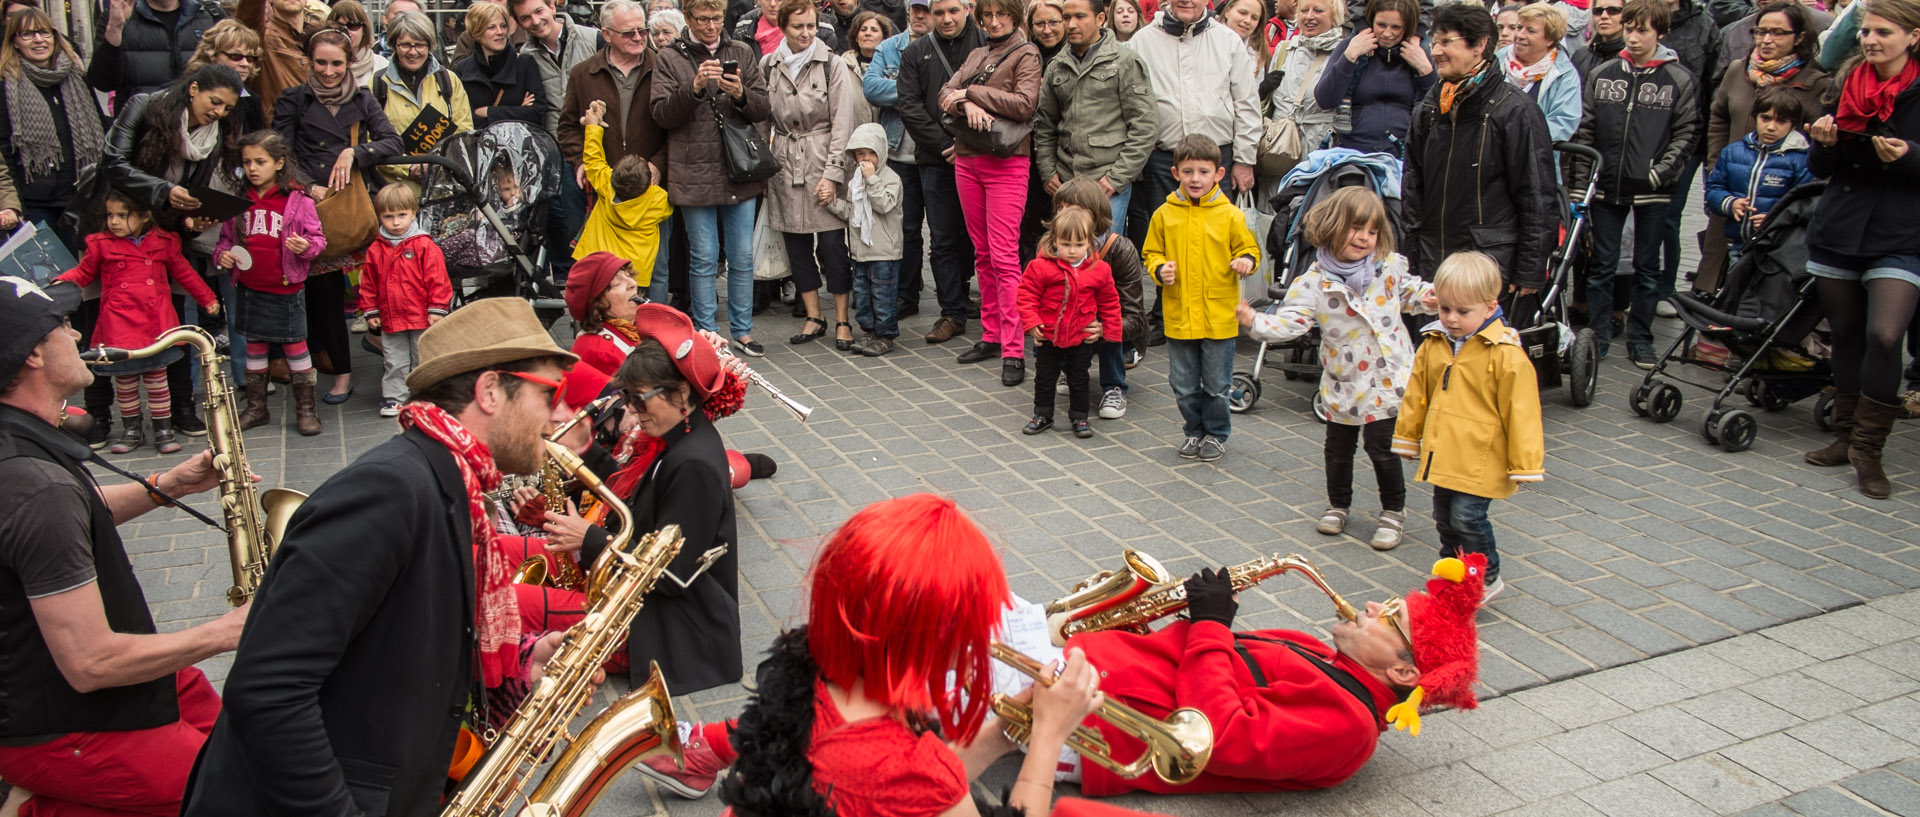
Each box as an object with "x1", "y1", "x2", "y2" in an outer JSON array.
[
  {"x1": 1048, "y1": 552, "x2": 1362, "y2": 643},
  {"x1": 1043, "y1": 549, "x2": 1170, "y2": 646}
]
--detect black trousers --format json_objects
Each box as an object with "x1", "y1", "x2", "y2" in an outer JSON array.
[
  {"x1": 305, "y1": 271, "x2": 351, "y2": 376},
  {"x1": 784, "y1": 230, "x2": 852, "y2": 295},
  {"x1": 1325, "y1": 417, "x2": 1404, "y2": 511},
  {"x1": 1033, "y1": 340, "x2": 1097, "y2": 420},
  {"x1": 889, "y1": 159, "x2": 926, "y2": 302},
  {"x1": 919, "y1": 163, "x2": 976, "y2": 321}
]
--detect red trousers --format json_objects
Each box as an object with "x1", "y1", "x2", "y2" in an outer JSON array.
[{"x1": 0, "y1": 668, "x2": 220, "y2": 817}]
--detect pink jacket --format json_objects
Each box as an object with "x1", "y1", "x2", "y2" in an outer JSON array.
[
  {"x1": 57, "y1": 230, "x2": 218, "y2": 349},
  {"x1": 213, "y1": 186, "x2": 328, "y2": 288},
  {"x1": 1018, "y1": 254, "x2": 1122, "y2": 348}
]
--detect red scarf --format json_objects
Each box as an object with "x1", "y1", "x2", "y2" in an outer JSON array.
[
  {"x1": 398, "y1": 402, "x2": 522, "y2": 688},
  {"x1": 1838, "y1": 57, "x2": 1920, "y2": 132}
]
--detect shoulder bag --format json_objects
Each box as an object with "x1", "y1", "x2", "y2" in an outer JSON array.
[
  {"x1": 313, "y1": 122, "x2": 380, "y2": 258},
  {"x1": 692, "y1": 43, "x2": 781, "y2": 183},
  {"x1": 1258, "y1": 49, "x2": 1330, "y2": 176},
  {"x1": 940, "y1": 44, "x2": 1036, "y2": 159}
]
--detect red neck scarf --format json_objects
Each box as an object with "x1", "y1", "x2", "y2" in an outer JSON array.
[
  {"x1": 398, "y1": 402, "x2": 522, "y2": 688},
  {"x1": 1838, "y1": 57, "x2": 1920, "y2": 132}
]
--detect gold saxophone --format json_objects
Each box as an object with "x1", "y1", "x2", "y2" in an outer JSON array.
[
  {"x1": 442, "y1": 440, "x2": 686, "y2": 817},
  {"x1": 80, "y1": 326, "x2": 306, "y2": 606},
  {"x1": 1048, "y1": 552, "x2": 1361, "y2": 645}
]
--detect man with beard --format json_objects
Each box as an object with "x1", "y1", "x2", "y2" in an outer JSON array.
[
  {"x1": 1402, "y1": 2, "x2": 1559, "y2": 293},
  {"x1": 179, "y1": 299, "x2": 579, "y2": 817}
]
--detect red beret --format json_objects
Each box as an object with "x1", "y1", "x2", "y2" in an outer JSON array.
[
  {"x1": 558, "y1": 362, "x2": 611, "y2": 410},
  {"x1": 565, "y1": 251, "x2": 631, "y2": 324},
  {"x1": 631, "y1": 303, "x2": 727, "y2": 399}
]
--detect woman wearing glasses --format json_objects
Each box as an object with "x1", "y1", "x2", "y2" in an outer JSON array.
[
  {"x1": 374, "y1": 11, "x2": 475, "y2": 192},
  {"x1": 327, "y1": 0, "x2": 390, "y2": 89},
  {"x1": 186, "y1": 20, "x2": 269, "y2": 132},
  {"x1": 0, "y1": 7, "x2": 105, "y2": 238}
]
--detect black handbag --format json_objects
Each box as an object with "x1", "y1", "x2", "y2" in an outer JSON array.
[{"x1": 708, "y1": 93, "x2": 779, "y2": 184}]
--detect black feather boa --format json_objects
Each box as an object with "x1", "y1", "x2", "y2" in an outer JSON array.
[{"x1": 718, "y1": 627, "x2": 1028, "y2": 817}]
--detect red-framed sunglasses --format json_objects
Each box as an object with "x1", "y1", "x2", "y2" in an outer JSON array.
[{"x1": 493, "y1": 370, "x2": 565, "y2": 407}]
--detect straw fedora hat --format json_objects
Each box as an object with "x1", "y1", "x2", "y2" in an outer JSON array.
[{"x1": 406, "y1": 299, "x2": 579, "y2": 393}]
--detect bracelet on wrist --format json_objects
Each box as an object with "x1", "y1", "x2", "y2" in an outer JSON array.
[
  {"x1": 1014, "y1": 776, "x2": 1052, "y2": 790},
  {"x1": 147, "y1": 472, "x2": 175, "y2": 507}
]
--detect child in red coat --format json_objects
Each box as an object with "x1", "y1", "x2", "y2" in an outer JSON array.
[
  {"x1": 1018, "y1": 207, "x2": 1122, "y2": 439},
  {"x1": 359, "y1": 184, "x2": 453, "y2": 416},
  {"x1": 58, "y1": 190, "x2": 219, "y2": 455}
]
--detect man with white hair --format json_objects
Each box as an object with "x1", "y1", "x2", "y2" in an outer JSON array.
[{"x1": 558, "y1": 0, "x2": 674, "y2": 299}]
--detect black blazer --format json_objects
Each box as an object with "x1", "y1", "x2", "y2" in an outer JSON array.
[
  {"x1": 272, "y1": 84, "x2": 404, "y2": 190},
  {"x1": 623, "y1": 410, "x2": 741, "y2": 695},
  {"x1": 182, "y1": 429, "x2": 476, "y2": 817}
]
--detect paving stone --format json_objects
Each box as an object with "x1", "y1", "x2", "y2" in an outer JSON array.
[
  {"x1": 1541, "y1": 723, "x2": 1671, "y2": 781},
  {"x1": 1652, "y1": 753, "x2": 1794, "y2": 815},
  {"x1": 1802, "y1": 654, "x2": 1920, "y2": 703},
  {"x1": 1399, "y1": 764, "x2": 1523, "y2": 817},
  {"x1": 1704, "y1": 634, "x2": 1819, "y2": 677},
  {"x1": 1511, "y1": 679, "x2": 1632, "y2": 730},
  {"x1": 1468, "y1": 742, "x2": 1602, "y2": 802},
  {"x1": 1763, "y1": 618, "x2": 1878, "y2": 661},
  {"x1": 1678, "y1": 689, "x2": 1804, "y2": 740},
  {"x1": 1452, "y1": 696, "x2": 1564, "y2": 750},
  {"x1": 1718, "y1": 733, "x2": 1858, "y2": 791},
  {"x1": 1842, "y1": 770, "x2": 1920, "y2": 817},
  {"x1": 1586, "y1": 663, "x2": 1694, "y2": 710},
  {"x1": 1787, "y1": 713, "x2": 1920, "y2": 770},
  {"x1": 1645, "y1": 650, "x2": 1762, "y2": 697},
  {"x1": 1780, "y1": 787, "x2": 1892, "y2": 817},
  {"x1": 1741, "y1": 672, "x2": 1869, "y2": 721},
  {"x1": 1575, "y1": 774, "x2": 1718, "y2": 817},
  {"x1": 1491, "y1": 794, "x2": 1607, "y2": 817},
  {"x1": 1613, "y1": 705, "x2": 1742, "y2": 761}
]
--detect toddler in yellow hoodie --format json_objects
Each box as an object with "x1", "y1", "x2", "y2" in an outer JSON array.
[{"x1": 575, "y1": 100, "x2": 672, "y2": 297}]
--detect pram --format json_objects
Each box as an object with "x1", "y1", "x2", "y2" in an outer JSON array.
[
  {"x1": 376, "y1": 121, "x2": 569, "y2": 321},
  {"x1": 1231, "y1": 149, "x2": 1405, "y2": 420},
  {"x1": 1630, "y1": 180, "x2": 1830, "y2": 452},
  {"x1": 1508, "y1": 142, "x2": 1603, "y2": 409}
]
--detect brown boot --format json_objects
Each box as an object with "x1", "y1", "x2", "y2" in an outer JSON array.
[
  {"x1": 1805, "y1": 392, "x2": 1858, "y2": 467},
  {"x1": 291, "y1": 370, "x2": 323, "y2": 436},
  {"x1": 269, "y1": 356, "x2": 292, "y2": 383},
  {"x1": 1850, "y1": 395, "x2": 1899, "y2": 500},
  {"x1": 239, "y1": 372, "x2": 271, "y2": 430}
]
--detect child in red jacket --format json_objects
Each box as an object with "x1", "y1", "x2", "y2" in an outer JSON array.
[
  {"x1": 359, "y1": 184, "x2": 453, "y2": 416},
  {"x1": 58, "y1": 190, "x2": 219, "y2": 456},
  {"x1": 1018, "y1": 207, "x2": 1121, "y2": 439}
]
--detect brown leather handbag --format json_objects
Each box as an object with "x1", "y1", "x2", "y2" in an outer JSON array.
[{"x1": 313, "y1": 122, "x2": 379, "y2": 258}]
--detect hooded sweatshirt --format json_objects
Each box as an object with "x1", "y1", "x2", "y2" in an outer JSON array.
[
  {"x1": 574, "y1": 123, "x2": 674, "y2": 281},
  {"x1": 825, "y1": 122, "x2": 905, "y2": 262},
  {"x1": 360, "y1": 222, "x2": 452, "y2": 331}
]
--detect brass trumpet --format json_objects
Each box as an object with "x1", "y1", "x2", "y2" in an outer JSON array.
[
  {"x1": 990, "y1": 642, "x2": 1213, "y2": 786},
  {"x1": 1050, "y1": 553, "x2": 1361, "y2": 644}
]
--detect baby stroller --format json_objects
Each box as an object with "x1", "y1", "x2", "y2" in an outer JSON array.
[
  {"x1": 1630, "y1": 180, "x2": 1830, "y2": 452},
  {"x1": 1231, "y1": 149, "x2": 1405, "y2": 420},
  {"x1": 378, "y1": 121, "x2": 568, "y2": 321},
  {"x1": 1509, "y1": 142, "x2": 1604, "y2": 409}
]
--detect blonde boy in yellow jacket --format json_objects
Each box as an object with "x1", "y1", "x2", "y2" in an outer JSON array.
[
  {"x1": 575, "y1": 101, "x2": 672, "y2": 288},
  {"x1": 1392, "y1": 251, "x2": 1544, "y2": 602},
  {"x1": 1142, "y1": 135, "x2": 1261, "y2": 462}
]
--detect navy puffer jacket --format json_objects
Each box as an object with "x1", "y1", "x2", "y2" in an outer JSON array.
[{"x1": 1703, "y1": 130, "x2": 1814, "y2": 246}]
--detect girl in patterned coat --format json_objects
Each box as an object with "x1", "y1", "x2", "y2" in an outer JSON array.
[{"x1": 1237, "y1": 187, "x2": 1435, "y2": 550}]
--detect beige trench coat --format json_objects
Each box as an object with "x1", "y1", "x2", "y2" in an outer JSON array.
[{"x1": 761, "y1": 43, "x2": 857, "y2": 235}]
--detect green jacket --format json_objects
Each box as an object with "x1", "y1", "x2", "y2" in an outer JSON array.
[{"x1": 1033, "y1": 30, "x2": 1156, "y2": 190}]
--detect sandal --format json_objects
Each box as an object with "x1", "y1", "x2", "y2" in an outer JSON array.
[
  {"x1": 834, "y1": 321, "x2": 855, "y2": 351},
  {"x1": 790, "y1": 316, "x2": 828, "y2": 345}
]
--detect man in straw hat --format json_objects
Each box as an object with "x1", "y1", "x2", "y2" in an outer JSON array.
[
  {"x1": 1055, "y1": 554, "x2": 1488, "y2": 794},
  {"x1": 181, "y1": 299, "x2": 579, "y2": 817},
  {"x1": 0, "y1": 276, "x2": 247, "y2": 817}
]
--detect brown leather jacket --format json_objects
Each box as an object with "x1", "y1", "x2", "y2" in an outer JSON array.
[{"x1": 938, "y1": 32, "x2": 1042, "y2": 158}]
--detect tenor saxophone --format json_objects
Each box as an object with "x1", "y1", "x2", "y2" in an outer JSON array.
[
  {"x1": 80, "y1": 326, "x2": 306, "y2": 606},
  {"x1": 1050, "y1": 553, "x2": 1361, "y2": 644},
  {"x1": 442, "y1": 440, "x2": 686, "y2": 817}
]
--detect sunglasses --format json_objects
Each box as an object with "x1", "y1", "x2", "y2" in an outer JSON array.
[
  {"x1": 332, "y1": 19, "x2": 366, "y2": 29},
  {"x1": 223, "y1": 50, "x2": 260, "y2": 62},
  {"x1": 494, "y1": 370, "x2": 564, "y2": 407},
  {"x1": 1376, "y1": 597, "x2": 1414, "y2": 654},
  {"x1": 607, "y1": 25, "x2": 646, "y2": 38},
  {"x1": 1591, "y1": 6, "x2": 1622, "y2": 14},
  {"x1": 620, "y1": 385, "x2": 667, "y2": 408}
]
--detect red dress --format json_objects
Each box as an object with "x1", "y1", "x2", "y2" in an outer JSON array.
[
  {"x1": 807, "y1": 681, "x2": 969, "y2": 817},
  {"x1": 1066, "y1": 620, "x2": 1398, "y2": 795}
]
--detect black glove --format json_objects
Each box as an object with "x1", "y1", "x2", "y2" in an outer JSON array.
[
  {"x1": 1185, "y1": 567, "x2": 1237, "y2": 629},
  {"x1": 1258, "y1": 68, "x2": 1286, "y2": 102}
]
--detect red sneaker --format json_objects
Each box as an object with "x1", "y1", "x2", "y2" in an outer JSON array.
[{"x1": 635, "y1": 728, "x2": 729, "y2": 799}]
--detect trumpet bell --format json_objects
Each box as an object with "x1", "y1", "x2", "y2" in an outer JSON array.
[{"x1": 1154, "y1": 707, "x2": 1215, "y2": 785}]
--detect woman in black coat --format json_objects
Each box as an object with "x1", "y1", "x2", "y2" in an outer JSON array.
[
  {"x1": 0, "y1": 8, "x2": 107, "y2": 236},
  {"x1": 273, "y1": 27, "x2": 402, "y2": 405},
  {"x1": 1801, "y1": 0, "x2": 1920, "y2": 500},
  {"x1": 452, "y1": 2, "x2": 549, "y2": 129}
]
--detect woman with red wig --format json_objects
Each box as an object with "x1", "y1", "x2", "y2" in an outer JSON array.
[{"x1": 638, "y1": 493, "x2": 1103, "y2": 813}]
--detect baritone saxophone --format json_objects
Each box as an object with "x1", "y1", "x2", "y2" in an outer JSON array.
[
  {"x1": 442, "y1": 440, "x2": 686, "y2": 817},
  {"x1": 80, "y1": 325, "x2": 306, "y2": 606}
]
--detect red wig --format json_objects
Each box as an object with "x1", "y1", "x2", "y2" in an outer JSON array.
[{"x1": 807, "y1": 493, "x2": 1010, "y2": 743}]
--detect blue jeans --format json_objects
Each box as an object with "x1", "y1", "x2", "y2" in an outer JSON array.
[
  {"x1": 1107, "y1": 183, "x2": 1132, "y2": 238},
  {"x1": 1097, "y1": 339, "x2": 1127, "y2": 393},
  {"x1": 852, "y1": 259, "x2": 900, "y2": 338},
  {"x1": 1586, "y1": 199, "x2": 1669, "y2": 351},
  {"x1": 1166, "y1": 337, "x2": 1234, "y2": 440},
  {"x1": 1432, "y1": 486, "x2": 1499, "y2": 580},
  {"x1": 683, "y1": 201, "x2": 757, "y2": 338},
  {"x1": 646, "y1": 214, "x2": 674, "y2": 304},
  {"x1": 1659, "y1": 152, "x2": 1704, "y2": 295}
]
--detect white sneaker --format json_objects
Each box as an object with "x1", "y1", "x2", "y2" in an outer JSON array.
[
  {"x1": 1057, "y1": 380, "x2": 1070, "y2": 395},
  {"x1": 1098, "y1": 387, "x2": 1127, "y2": 419},
  {"x1": 379, "y1": 400, "x2": 401, "y2": 417},
  {"x1": 1483, "y1": 575, "x2": 1507, "y2": 602},
  {"x1": 1656, "y1": 301, "x2": 1678, "y2": 319}
]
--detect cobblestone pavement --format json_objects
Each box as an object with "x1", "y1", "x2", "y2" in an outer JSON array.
[{"x1": 112, "y1": 205, "x2": 1920, "y2": 815}]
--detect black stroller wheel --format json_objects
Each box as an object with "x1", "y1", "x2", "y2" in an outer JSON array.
[
  {"x1": 1814, "y1": 391, "x2": 1837, "y2": 432},
  {"x1": 1717, "y1": 410, "x2": 1759, "y2": 452},
  {"x1": 1630, "y1": 382, "x2": 1653, "y2": 417},
  {"x1": 1648, "y1": 381, "x2": 1684, "y2": 424},
  {"x1": 1229, "y1": 371, "x2": 1261, "y2": 413},
  {"x1": 1701, "y1": 410, "x2": 1722, "y2": 445},
  {"x1": 1568, "y1": 328, "x2": 1599, "y2": 408}
]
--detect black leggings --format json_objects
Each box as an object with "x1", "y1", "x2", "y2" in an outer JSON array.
[
  {"x1": 1325, "y1": 417, "x2": 1405, "y2": 512},
  {"x1": 784, "y1": 230, "x2": 852, "y2": 295},
  {"x1": 1817, "y1": 276, "x2": 1919, "y2": 404}
]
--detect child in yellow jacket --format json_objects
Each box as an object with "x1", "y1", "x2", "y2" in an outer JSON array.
[
  {"x1": 1391, "y1": 251, "x2": 1544, "y2": 602},
  {"x1": 1142, "y1": 135, "x2": 1260, "y2": 462},
  {"x1": 575, "y1": 100, "x2": 672, "y2": 297}
]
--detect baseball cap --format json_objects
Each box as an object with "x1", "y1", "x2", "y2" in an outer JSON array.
[{"x1": 0, "y1": 276, "x2": 81, "y2": 386}]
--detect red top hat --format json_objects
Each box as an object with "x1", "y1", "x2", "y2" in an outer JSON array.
[
  {"x1": 565, "y1": 251, "x2": 630, "y2": 324},
  {"x1": 1402, "y1": 553, "x2": 1487, "y2": 713},
  {"x1": 630, "y1": 303, "x2": 727, "y2": 399}
]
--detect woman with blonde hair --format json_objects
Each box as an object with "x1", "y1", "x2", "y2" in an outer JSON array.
[
  {"x1": 186, "y1": 20, "x2": 268, "y2": 131},
  {"x1": 327, "y1": 0, "x2": 389, "y2": 88},
  {"x1": 0, "y1": 7, "x2": 103, "y2": 234},
  {"x1": 1495, "y1": 2, "x2": 1580, "y2": 140},
  {"x1": 452, "y1": 1, "x2": 548, "y2": 128}
]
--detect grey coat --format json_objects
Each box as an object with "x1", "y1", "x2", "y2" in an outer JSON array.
[
  {"x1": 1034, "y1": 30, "x2": 1158, "y2": 189},
  {"x1": 827, "y1": 124, "x2": 904, "y2": 261},
  {"x1": 520, "y1": 15, "x2": 604, "y2": 135},
  {"x1": 651, "y1": 34, "x2": 774, "y2": 207},
  {"x1": 762, "y1": 44, "x2": 858, "y2": 234}
]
